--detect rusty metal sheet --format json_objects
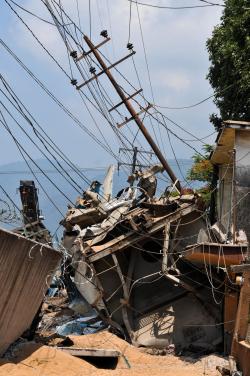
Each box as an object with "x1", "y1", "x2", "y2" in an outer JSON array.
[
  {"x1": 184, "y1": 243, "x2": 248, "y2": 266},
  {"x1": 0, "y1": 228, "x2": 61, "y2": 356}
]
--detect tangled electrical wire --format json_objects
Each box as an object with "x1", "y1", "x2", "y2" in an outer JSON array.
[{"x1": 0, "y1": 198, "x2": 20, "y2": 224}]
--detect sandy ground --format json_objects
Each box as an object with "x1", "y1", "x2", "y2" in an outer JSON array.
[{"x1": 0, "y1": 331, "x2": 229, "y2": 376}]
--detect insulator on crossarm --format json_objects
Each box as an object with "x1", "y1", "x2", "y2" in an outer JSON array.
[
  {"x1": 100, "y1": 30, "x2": 108, "y2": 38},
  {"x1": 89, "y1": 66, "x2": 96, "y2": 74},
  {"x1": 71, "y1": 79, "x2": 77, "y2": 86},
  {"x1": 70, "y1": 51, "x2": 77, "y2": 59},
  {"x1": 127, "y1": 42, "x2": 134, "y2": 51}
]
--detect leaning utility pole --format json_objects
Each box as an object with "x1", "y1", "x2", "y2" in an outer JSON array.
[
  {"x1": 43, "y1": 1, "x2": 180, "y2": 189},
  {"x1": 81, "y1": 33, "x2": 181, "y2": 191}
]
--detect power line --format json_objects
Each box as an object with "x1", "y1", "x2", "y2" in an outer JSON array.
[
  {"x1": 88, "y1": 0, "x2": 92, "y2": 39},
  {"x1": 0, "y1": 98, "x2": 83, "y2": 195},
  {"x1": 39, "y1": 1, "x2": 138, "y2": 168},
  {"x1": 149, "y1": 111, "x2": 205, "y2": 156},
  {"x1": 41, "y1": 0, "x2": 216, "y2": 165},
  {"x1": 153, "y1": 82, "x2": 236, "y2": 109},
  {"x1": 128, "y1": 0, "x2": 224, "y2": 9},
  {"x1": 0, "y1": 113, "x2": 66, "y2": 217},
  {"x1": 12, "y1": 0, "x2": 207, "y2": 175},
  {"x1": 0, "y1": 110, "x2": 76, "y2": 206},
  {"x1": 155, "y1": 110, "x2": 211, "y2": 146},
  {"x1": 75, "y1": 0, "x2": 82, "y2": 31},
  {"x1": 4, "y1": 0, "x2": 71, "y2": 80},
  {"x1": 41, "y1": 1, "x2": 156, "y2": 171},
  {"x1": 0, "y1": 39, "x2": 123, "y2": 162},
  {"x1": 35, "y1": 5, "x2": 185, "y2": 193},
  {"x1": 7, "y1": 0, "x2": 56, "y2": 25},
  {"x1": 199, "y1": 0, "x2": 225, "y2": 6},
  {"x1": 134, "y1": 1, "x2": 166, "y2": 158},
  {"x1": 105, "y1": 0, "x2": 116, "y2": 58},
  {"x1": 2, "y1": 0, "x2": 231, "y2": 258},
  {"x1": 93, "y1": 47, "x2": 210, "y2": 154},
  {"x1": 42, "y1": 0, "x2": 152, "y2": 171},
  {"x1": 0, "y1": 74, "x2": 94, "y2": 188},
  {"x1": 128, "y1": 0, "x2": 133, "y2": 43},
  {"x1": 3, "y1": 2, "x2": 242, "y2": 314},
  {"x1": 0, "y1": 167, "x2": 112, "y2": 175}
]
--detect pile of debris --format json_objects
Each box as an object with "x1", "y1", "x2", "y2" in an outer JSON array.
[
  {"x1": 60, "y1": 164, "x2": 236, "y2": 353},
  {"x1": 1, "y1": 122, "x2": 250, "y2": 375}
]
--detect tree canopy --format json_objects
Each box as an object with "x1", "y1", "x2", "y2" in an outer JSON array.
[{"x1": 207, "y1": 0, "x2": 250, "y2": 130}]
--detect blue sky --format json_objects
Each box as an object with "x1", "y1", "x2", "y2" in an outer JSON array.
[{"x1": 0, "y1": 0, "x2": 223, "y2": 168}]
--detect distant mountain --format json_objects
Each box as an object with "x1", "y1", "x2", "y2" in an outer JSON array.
[{"x1": 0, "y1": 158, "x2": 196, "y2": 236}]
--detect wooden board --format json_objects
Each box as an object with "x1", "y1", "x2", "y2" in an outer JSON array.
[{"x1": 58, "y1": 347, "x2": 121, "y2": 358}]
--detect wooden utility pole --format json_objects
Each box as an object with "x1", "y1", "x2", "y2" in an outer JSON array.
[{"x1": 82, "y1": 35, "x2": 181, "y2": 192}]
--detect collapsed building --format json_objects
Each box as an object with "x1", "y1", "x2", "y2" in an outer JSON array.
[{"x1": 60, "y1": 121, "x2": 249, "y2": 362}]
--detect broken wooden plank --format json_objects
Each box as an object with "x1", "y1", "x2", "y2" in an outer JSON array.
[
  {"x1": 58, "y1": 347, "x2": 121, "y2": 358},
  {"x1": 87, "y1": 203, "x2": 195, "y2": 262}
]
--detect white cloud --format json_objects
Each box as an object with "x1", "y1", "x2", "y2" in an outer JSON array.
[{"x1": 155, "y1": 70, "x2": 191, "y2": 91}]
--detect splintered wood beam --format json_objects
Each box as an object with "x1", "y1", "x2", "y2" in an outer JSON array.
[
  {"x1": 87, "y1": 204, "x2": 195, "y2": 262},
  {"x1": 76, "y1": 51, "x2": 136, "y2": 90},
  {"x1": 76, "y1": 38, "x2": 111, "y2": 61},
  {"x1": 108, "y1": 89, "x2": 143, "y2": 112},
  {"x1": 117, "y1": 104, "x2": 152, "y2": 128}
]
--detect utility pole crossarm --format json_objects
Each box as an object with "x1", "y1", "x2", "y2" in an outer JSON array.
[
  {"x1": 83, "y1": 35, "x2": 181, "y2": 192},
  {"x1": 76, "y1": 51, "x2": 135, "y2": 90},
  {"x1": 117, "y1": 104, "x2": 152, "y2": 128}
]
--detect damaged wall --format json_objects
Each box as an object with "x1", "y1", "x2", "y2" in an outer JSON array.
[
  {"x1": 0, "y1": 228, "x2": 61, "y2": 355},
  {"x1": 235, "y1": 130, "x2": 250, "y2": 240},
  {"x1": 217, "y1": 165, "x2": 233, "y2": 233}
]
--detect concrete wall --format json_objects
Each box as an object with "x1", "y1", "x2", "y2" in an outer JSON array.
[
  {"x1": 217, "y1": 130, "x2": 250, "y2": 240},
  {"x1": 0, "y1": 228, "x2": 61, "y2": 355}
]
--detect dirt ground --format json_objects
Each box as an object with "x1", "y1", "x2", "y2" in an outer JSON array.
[{"x1": 0, "y1": 331, "x2": 229, "y2": 376}]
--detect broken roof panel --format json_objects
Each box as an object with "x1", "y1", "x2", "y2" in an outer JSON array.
[{"x1": 211, "y1": 120, "x2": 250, "y2": 165}]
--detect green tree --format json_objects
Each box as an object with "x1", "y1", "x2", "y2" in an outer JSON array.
[
  {"x1": 187, "y1": 145, "x2": 214, "y2": 204},
  {"x1": 207, "y1": 0, "x2": 250, "y2": 130},
  {"x1": 187, "y1": 144, "x2": 214, "y2": 184}
]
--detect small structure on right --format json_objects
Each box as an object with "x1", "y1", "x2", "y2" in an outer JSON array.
[{"x1": 210, "y1": 120, "x2": 250, "y2": 242}]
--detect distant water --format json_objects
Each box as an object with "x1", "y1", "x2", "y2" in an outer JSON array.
[{"x1": 0, "y1": 159, "x2": 200, "y2": 236}]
